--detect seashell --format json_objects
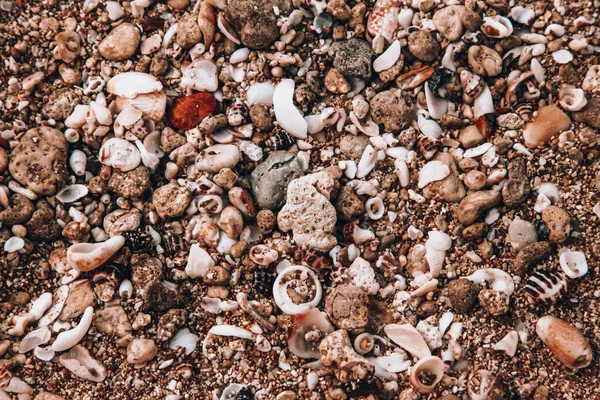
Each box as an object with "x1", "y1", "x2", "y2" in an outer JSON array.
[
  {"x1": 0, "y1": 360, "x2": 12, "y2": 388},
  {"x1": 217, "y1": 14, "x2": 240, "y2": 45},
  {"x1": 367, "y1": 0, "x2": 399, "y2": 40},
  {"x1": 119, "y1": 279, "x2": 133, "y2": 298},
  {"x1": 468, "y1": 45, "x2": 502, "y2": 77},
  {"x1": 464, "y1": 142, "x2": 493, "y2": 158},
  {"x1": 19, "y1": 326, "x2": 52, "y2": 354},
  {"x1": 56, "y1": 184, "x2": 88, "y2": 203},
  {"x1": 409, "y1": 356, "x2": 444, "y2": 394},
  {"x1": 516, "y1": 102, "x2": 534, "y2": 122},
  {"x1": 195, "y1": 144, "x2": 240, "y2": 173},
  {"x1": 526, "y1": 270, "x2": 568, "y2": 305},
  {"x1": 481, "y1": 16, "x2": 513, "y2": 38},
  {"x1": 89, "y1": 101, "x2": 112, "y2": 126},
  {"x1": 228, "y1": 187, "x2": 256, "y2": 218},
  {"x1": 67, "y1": 235, "x2": 125, "y2": 272},
  {"x1": 559, "y1": 251, "x2": 588, "y2": 279},
  {"x1": 273, "y1": 79, "x2": 307, "y2": 139},
  {"x1": 424, "y1": 82, "x2": 448, "y2": 120},
  {"x1": 427, "y1": 68, "x2": 462, "y2": 102},
  {"x1": 69, "y1": 150, "x2": 87, "y2": 176},
  {"x1": 247, "y1": 81, "x2": 275, "y2": 106},
  {"x1": 467, "y1": 370, "x2": 504, "y2": 400},
  {"x1": 180, "y1": 59, "x2": 218, "y2": 92},
  {"x1": 475, "y1": 113, "x2": 496, "y2": 139},
  {"x1": 545, "y1": 23, "x2": 565, "y2": 37},
  {"x1": 536, "y1": 316, "x2": 592, "y2": 369},
  {"x1": 460, "y1": 70, "x2": 484, "y2": 104},
  {"x1": 197, "y1": 222, "x2": 220, "y2": 248},
  {"x1": 473, "y1": 85, "x2": 494, "y2": 119},
  {"x1": 107, "y1": 72, "x2": 163, "y2": 99},
  {"x1": 416, "y1": 134, "x2": 441, "y2": 160},
  {"x1": 219, "y1": 384, "x2": 250, "y2": 400},
  {"x1": 504, "y1": 71, "x2": 534, "y2": 104},
  {"x1": 99, "y1": 138, "x2": 141, "y2": 171},
  {"x1": 52, "y1": 306, "x2": 94, "y2": 352},
  {"x1": 466, "y1": 268, "x2": 515, "y2": 296},
  {"x1": 374, "y1": 40, "x2": 401, "y2": 72},
  {"x1": 523, "y1": 105, "x2": 571, "y2": 148},
  {"x1": 365, "y1": 197, "x2": 385, "y2": 220},
  {"x1": 343, "y1": 223, "x2": 375, "y2": 244},
  {"x1": 230, "y1": 47, "x2": 250, "y2": 64},
  {"x1": 353, "y1": 332, "x2": 375, "y2": 355},
  {"x1": 249, "y1": 244, "x2": 279, "y2": 266},
  {"x1": 289, "y1": 308, "x2": 334, "y2": 359},
  {"x1": 530, "y1": 58, "x2": 545, "y2": 84},
  {"x1": 418, "y1": 161, "x2": 450, "y2": 189},
  {"x1": 54, "y1": 31, "x2": 81, "y2": 63},
  {"x1": 417, "y1": 114, "x2": 442, "y2": 139},
  {"x1": 427, "y1": 231, "x2": 452, "y2": 251},
  {"x1": 38, "y1": 285, "x2": 69, "y2": 328},
  {"x1": 552, "y1": 49, "x2": 572, "y2": 64},
  {"x1": 356, "y1": 145, "x2": 378, "y2": 179},
  {"x1": 396, "y1": 66, "x2": 434, "y2": 90},
  {"x1": 519, "y1": 33, "x2": 547, "y2": 45},
  {"x1": 273, "y1": 265, "x2": 323, "y2": 315},
  {"x1": 509, "y1": 6, "x2": 535, "y2": 25},
  {"x1": 169, "y1": 328, "x2": 199, "y2": 355},
  {"x1": 558, "y1": 86, "x2": 587, "y2": 112},
  {"x1": 197, "y1": 1, "x2": 215, "y2": 47},
  {"x1": 65, "y1": 104, "x2": 91, "y2": 128},
  {"x1": 185, "y1": 243, "x2": 215, "y2": 278},
  {"x1": 58, "y1": 344, "x2": 107, "y2": 382},
  {"x1": 398, "y1": 8, "x2": 413, "y2": 30},
  {"x1": 384, "y1": 324, "x2": 431, "y2": 359},
  {"x1": 115, "y1": 91, "x2": 166, "y2": 122},
  {"x1": 34, "y1": 345, "x2": 55, "y2": 361},
  {"x1": 4, "y1": 237, "x2": 24, "y2": 253},
  {"x1": 493, "y1": 330, "x2": 518, "y2": 357},
  {"x1": 135, "y1": 140, "x2": 159, "y2": 169}
]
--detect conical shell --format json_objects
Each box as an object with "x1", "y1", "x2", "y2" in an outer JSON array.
[{"x1": 536, "y1": 315, "x2": 592, "y2": 370}]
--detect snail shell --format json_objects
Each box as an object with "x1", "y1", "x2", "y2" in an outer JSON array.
[
  {"x1": 468, "y1": 45, "x2": 503, "y2": 77},
  {"x1": 558, "y1": 86, "x2": 587, "y2": 112},
  {"x1": 525, "y1": 271, "x2": 568, "y2": 305},
  {"x1": 536, "y1": 316, "x2": 592, "y2": 370}
]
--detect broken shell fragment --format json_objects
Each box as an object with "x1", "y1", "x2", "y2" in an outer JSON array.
[
  {"x1": 180, "y1": 59, "x2": 219, "y2": 92},
  {"x1": 558, "y1": 86, "x2": 587, "y2": 112},
  {"x1": 288, "y1": 308, "x2": 334, "y2": 359},
  {"x1": 99, "y1": 138, "x2": 141, "y2": 171},
  {"x1": 409, "y1": 355, "x2": 444, "y2": 394},
  {"x1": 67, "y1": 235, "x2": 125, "y2": 272},
  {"x1": 115, "y1": 91, "x2": 167, "y2": 122},
  {"x1": 59, "y1": 344, "x2": 107, "y2": 382},
  {"x1": 52, "y1": 306, "x2": 94, "y2": 352},
  {"x1": 468, "y1": 45, "x2": 502, "y2": 77},
  {"x1": 536, "y1": 316, "x2": 592, "y2": 370},
  {"x1": 481, "y1": 16, "x2": 513, "y2": 38},
  {"x1": 273, "y1": 79, "x2": 307, "y2": 139},
  {"x1": 461, "y1": 70, "x2": 484, "y2": 104},
  {"x1": 523, "y1": 105, "x2": 571, "y2": 148},
  {"x1": 273, "y1": 265, "x2": 323, "y2": 315},
  {"x1": 56, "y1": 184, "x2": 89, "y2": 204},
  {"x1": 493, "y1": 330, "x2": 518, "y2": 357},
  {"x1": 396, "y1": 66, "x2": 434, "y2": 90},
  {"x1": 106, "y1": 72, "x2": 163, "y2": 99},
  {"x1": 467, "y1": 370, "x2": 504, "y2": 400},
  {"x1": 373, "y1": 40, "x2": 401, "y2": 73},
  {"x1": 384, "y1": 324, "x2": 431, "y2": 359},
  {"x1": 418, "y1": 161, "x2": 450, "y2": 189},
  {"x1": 559, "y1": 251, "x2": 588, "y2": 279}
]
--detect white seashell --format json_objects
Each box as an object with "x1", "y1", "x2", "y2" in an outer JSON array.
[
  {"x1": 481, "y1": 16, "x2": 513, "y2": 38},
  {"x1": 559, "y1": 251, "x2": 588, "y2": 278},
  {"x1": 115, "y1": 91, "x2": 167, "y2": 122},
  {"x1": 89, "y1": 101, "x2": 112, "y2": 126},
  {"x1": 19, "y1": 326, "x2": 51, "y2": 354},
  {"x1": 374, "y1": 40, "x2": 401, "y2": 73},
  {"x1": 4, "y1": 236, "x2": 24, "y2": 253},
  {"x1": 65, "y1": 105, "x2": 91, "y2": 129},
  {"x1": 119, "y1": 279, "x2": 133, "y2": 298},
  {"x1": 58, "y1": 344, "x2": 107, "y2": 382},
  {"x1": 67, "y1": 235, "x2": 125, "y2": 272},
  {"x1": 356, "y1": 145, "x2": 378, "y2": 179},
  {"x1": 34, "y1": 345, "x2": 55, "y2": 361},
  {"x1": 230, "y1": 47, "x2": 250, "y2": 64},
  {"x1": 464, "y1": 142, "x2": 493, "y2": 158},
  {"x1": 273, "y1": 265, "x2": 323, "y2": 315},
  {"x1": 486, "y1": 168, "x2": 507, "y2": 186},
  {"x1": 354, "y1": 332, "x2": 375, "y2": 355},
  {"x1": 107, "y1": 72, "x2": 163, "y2": 99},
  {"x1": 247, "y1": 81, "x2": 275, "y2": 105},
  {"x1": 417, "y1": 114, "x2": 442, "y2": 139},
  {"x1": 427, "y1": 231, "x2": 452, "y2": 251},
  {"x1": 38, "y1": 285, "x2": 69, "y2": 328},
  {"x1": 418, "y1": 161, "x2": 450, "y2": 189},
  {"x1": 185, "y1": 243, "x2": 215, "y2": 278},
  {"x1": 538, "y1": 182, "x2": 560, "y2": 203},
  {"x1": 466, "y1": 268, "x2": 515, "y2": 296},
  {"x1": 530, "y1": 58, "x2": 545, "y2": 83},
  {"x1": 424, "y1": 82, "x2": 447, "y2": 120},
  {"x1": 106, "y1": 1, "x2": 124, "y2": 20},
  {"x1": 69, "y1": 150, "x2": 87, "y2": 176},
  {"x1": 99, "y1": 138, "x2": 141, "y2": 171},
  {"x1": 143, "y1": 130, "x2": 164, "y2": 158},
  {"x1": 338, "y1": 160, "x2": 357, "y2": 179},
  {"x1": 411, "y1": 278, "x2": 439, "y2": 297},
  {"x1": 180, "y1": 59, "x2": 219, "y2": 92},
  {"x1": 115, "y1": 105, "x2": 142, "y2": 128},
  {"x1": 473, "y1": 84, "x2": 494, "y2": 119},
  {"x1": 395, "y1": 159, "x2": 410, "y2": 187},
  {"x1": 288, "y1": 308, "x2": 334, "y2": 359},
  {"x1": 365, "y1": 197, "x2": 385, "y2": 220},
  {"x1": 273, "y1": 79, "x2": 307, "y2": 139},
  {"x1": 481, "y1": 147, "x2": 498, "y2": 167},
  {"x1": 56, "y1": 184, "x2": 88, "y2": 203},
  {"x1": 64, "y1": 128, "x2": 80, "y2": 143},
  {"x1": 52, "y1": 306, "x2": 94, "y2": 352},
  {"x1": 530, "y1": 44, "x2": 546, "y2": 57},
  {"x1": 349, "y1": 112, "x2": 380, "y2": 137},
  {"x1": 438, "y1": 311, "x2": 454, "y2": 336},
  {"x1": 468, "y1": 370, "x2": 502, "y2": 400},
  {"x1": 409, "y1": 356, "x2": 444, "y2": 394},
  {"x1": 545, "y1": 24, "x2": 565, "y2": 37},
  {"x1": 552, "y1": 49, "x2": 572, "y2": 64},
  {"x1": 397, "y1": 8, "x2": 413, "y2": 29},
  {"x1": 493, "y1": 330, "x2": 519, "y2": 357},
  {"x1": 135, "y1": 140, "x2": 160, "y2": 169},
  {"x1": 162, "y1": 23, "x2": 178, "y2": 48},
  {"x1": 558, "y1": 86, "x2": 587, "y2": 111},
  {"x1": 441, "y1": 43, "x2": 455, "y2": 71},
  {"x1": 509, "y1": 6, "x2": 535, "y2": 25},
  {"x1": 384, "y1": 324, "x2": 431, "y2": 359},
  {"x1": 534, "y1": 193, "x2": 551, "y2": 213}
]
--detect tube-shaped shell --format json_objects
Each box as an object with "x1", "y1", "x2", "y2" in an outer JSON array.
[
  {"x1": 467, "y1": 370, "x2": 504, "y2": 400},
  {"x1": 52, "y1": 306, "x2": 94, "y2": 352},
  {"x1": 273, "y1": 79, "x2": 307, "y2": 139},
  {"x1": 409, "y1": 356, "x2": 444, "y2": 394},
  {"x1": 536, "y1": 316, "x2": 592, "y2": 370},
  {"x1": 67, "y1": 236, "x2": 125, "y2": 272}
]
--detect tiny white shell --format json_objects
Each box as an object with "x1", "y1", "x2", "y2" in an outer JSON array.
[
  {"x1": 493, "y1": 330, "x2": 519, "y2": 357},
  {"x1": 418, "y1": 161, "x2": 450, "y2": 189},
  {"x1": 373, "y1": 40, "x2": 401, "y2": 72},
  {"x1": 384, "y1": 324, "x2": 431, "y2": 359},
  {"x1": 56, "y1": 184, "x2": 89, "y2": 203},
  {"x1": 107, "y1": 72, "x2": 163, "y2": 99},
  {"x1": 356, "y1": 145, "x2": 378, "y2": 179},
  {"x1": 273, "y1": 80, "x2": 307, "y2": 139},
  {"x1": 559, "y1": 251, "x2": 588, "y2": 279},
  {"x1": 424, "y1": 82, "x2": 447, "y2": 120},
  {"x1": 247, "y1": 81, "x2": 275, "y2": 105},
  {"x1": 180, "y1": 59, "x2": 219, "y2": 92},
  {"x1": 558, "y1": 86, "x2": 587, "y2": 111},
  {"x1": 99, "y1": 138, "x2": 141, "y2": 171},
  {"x1": 552, "y1": 49, "x2": 573, "y2": 64},
  {"x1": 481, "y1": 16, "x2": 513, "y2": 38},
  {"x1": 4, "y1": 236, "x2": 24, "y2": 253},
  {"x1": 365, "y1": 197, "x2": 385, "y2": 220},
  {"x1": 69, "y1": 150, "x2": 87, "y2": 176},
  {"x1": 509, "y1": 6, "x2": 535, "y2": 25}
]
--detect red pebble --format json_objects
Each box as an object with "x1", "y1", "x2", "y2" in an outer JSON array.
[{"x1": 167, "y1": 92, "x2": 217, "y2": 130}]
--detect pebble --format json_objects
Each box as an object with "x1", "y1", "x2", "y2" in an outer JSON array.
[
  {"x1": 160, "y1": 127, "x2": 186, "y2": 153},
  {"x1": 541, "y1": 206, "x2": 571, "y2": 243},
  {"x1": 502, "y1": 158, "x2": 531, "y2": 207},
  {"x1": 507, "y1": 217, "x2": 538, "y2": 250},
  {"x1": 152, "y1": 183, "x2": 192, "y2": 219},
  {"x1": 458, "y1": 125, "x2": 485, "y2": 148},
  {"x1": 335, "y1": 186, "x2": 365, "y2": 221},
  {"x1": 251, "y1": 151, "x2": 304, "y2": 210},
  {"x1": 331, "y1": 38, "x2": 373, "y2": 78},
  {"x1": 325, "y1": 68, "x2": 351, "y2": 94},
  {"x1": 176, "y1": 14, "x2": 201, "y2": 49},
  {"x1": 462, "y1": 222, "x2": 488, "y2": 241},
  {"x1": 523, "y1": 105, "x2": 571, "y2": 148},
  {"x1": 41, "y1": 88, "x2": 80, "y2": 121},
  {"x1": 127, "y1": 338, "x2": 158, "y2": 364},
  {"x1": 340, "y1": 135, "x2": 370, "y2": 160},
  {"x1": 107, "y1": 166, "x2": 151, "y2": 199},
  {"x1": 433, "y1": 5, "x2": 465, "y2": 41},
  {"x1": 572, "y1": 97, "x2": 600, "y2": 129},
  {"x1": 456, "y1": 190, "x2": 502, "y2": 225},
  {"x1": 99, "y1": 23, "x2": 140, "y2": 61},
  {"x1": 60, "y1": 281, "x2": 95, "y2": 321},
  {"x1": 324, "y1": 284, "x2": 369, "y2": 333},
  {"x1": 249, "y1": 104, "x2": 274, "y2": 132},
  {"x1": 408, "y1": 30, "x2": 440, "y2": 62},
  {"x1": 225, "y1": 0, "x2": 288, "y2": 49},
  {"x1": 448, "y1": 278, "x2": 478, "y2": 314},
  {"x1": 422, "y1": 153, "x2": 466, "y2": 202},
  {"x1": 582, "y1": 65, "x2": 600, "y2": 92},
  {"x1": 94, "y1": 306, "x2": 133, "y2": 338},
  {"x1": 195, "y1": 144, "x2": 240, "y2": 173},
  {"x1": 512, "y1": 241, "x2": 552, "y2": 276},
  {"x1": 370, "y1": 89, "x2": 416, "y2": 133},
  {"x1": 464, "y1": 169, "x2": 486, "y2": 190}
]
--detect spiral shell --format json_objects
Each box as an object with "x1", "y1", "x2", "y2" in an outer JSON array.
[
  {"x1": 460, "y1": 70, "x2": 485, "y2": 104},
  {"x1": 525, "y1": 271, "x2": 568, "y2": 305},
  {"x1": 249, "y1": 245, "x2": 279, "y2": 266},
  {"x1": 417, "y1": 134, "x2": 441, "y2": 160},
  {"x1": 558, "y1": 86, "x2": 587, "y2": 112},
  {"x1": 266, "y1": 130, "x2": 296, "y2": 150},
  {"x1": 367, "y1": 0, "x2": 400, "y2": 40}
]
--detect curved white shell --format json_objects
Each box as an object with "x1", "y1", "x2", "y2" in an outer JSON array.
[
  {"x1": 493, "y1": 330, "x2": 519, "y2": 357},
  {"x1": 52, "y1": 306, "x2": 94, "y2": 352},
  {"x1": 384, "y1": 324, "x2": 431, "y2": 359},
  {"x1": 273, "y1": 79, "x2": 307, "y2": 139},
  {"x1": 288, "y1": 308, "x2": 334, "y2": 359},
  {"x1": 424, "y1": 82, "x2": 447, "y2": 120},
  {"x1": 374, "y1": 40, "x2": 401, "y2": 72},
  {"x1": 115, "y1": 91, "x2": 167, "y2": 122},
  {"x1": 67, "y1": 235, "x2": 125, "y2": 272},
  {"x1": 107, "y1": 72, "x2": 163, "y2": 98},
  {"x1": 180, "y1": 59, "x2": 219, "y2": 92},
  {"x1": 427, "y1": 231, "x2": 452, "y2": 251},
  {"x1": 558, "y1": 86, "x2": 587, "y2": 112},
  {"x1": 89, "y1": 101, "x2": 112, "y2": 125},
  {"x1": 357, "y1": 145, "x2": 378, "y2": 179},
  {"x1": 38, "y1": 285, "x2": 70, "y2": 328},
  {"x1": 409, "y1": 355, "x2": 444, "y2": 394},
  {"x1": 559, "y1": 251, "x2": 588, "y2": 278},
  {"x1": 4, "y1": 237, "x2": 24, "y2": 253},
  {"x1": 99, "y1": 138, "x2": 141, "y2": 171},
  {"x1": 273, "y1": 265, "x2": 322, "y2": 315},
  {"x1": 481, "y1": 16, "x2": 513, "y2": 38},
  {"x1": 56, "y1": 184, "x2": 89, "y2": 203},
  {"x1": 466, "y1": 268, "x2": 515, "y2": 296},
  {"x1": 247, "y1": 81, "x2": 275, "y2": 105},
  {"x1": 418, "y1": 161, "x2": 450, "y2": 189},
  {"x1": 365, "y1": 197, "x2": 385, "y2": 220}
]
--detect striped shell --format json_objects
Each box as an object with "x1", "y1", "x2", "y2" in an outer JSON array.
[
  {"x1": 525, "y1": 271, "x2": 568, "y2": 305},
  {"x1": 417, "y1": 134, "x2": 441, "y2": 160},
  {"x1": 367, "y1": 0, "x2": 400, "y2": 40},
  {"x1": 266, "y1": 130, "x2": 295, "y2": 151},
  {"x1": 0, "y1": 360, "x2": 12, "y2": 388}
]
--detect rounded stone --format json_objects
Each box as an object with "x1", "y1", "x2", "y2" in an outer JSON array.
[
  {"x1": 408, "y1": 30, "x2": 440, "y2": 62},
  {"x1": 152, "y1": 183, "x2": 192, "y2": 219},
  {"x1": 251, "y1": 151, "x2": 304, "y2": 210},
  {"x1": 370, "y1": 88, "x2": 416, "y2": 133},
  {"x1": 448, "y1": 278, "x2": 478, "y2": 314},
  {"x1": 324, "y1": 284, "x2": 369, "y2": 333},
  {"x1": 99, "y1": 23, "x2": 140, "y2": 61}
]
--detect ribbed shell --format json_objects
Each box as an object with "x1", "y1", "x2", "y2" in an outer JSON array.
[
  {"x1": 0, "y1": 360, "x2": 11, "y2": 388},
  {"x1": 525, "y1": 271, "x2": 568, "y2": 305},
  {"x1": 266, "y1": 130, "x2": 295, "y2": 151}
]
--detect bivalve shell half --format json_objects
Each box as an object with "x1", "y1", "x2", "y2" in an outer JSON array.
[
  {"x1": 373, "y1": 40, "x2": 401, "y2": 73},
  {"x1": 107, "y1": 72, "x2": 163, "y2": 99},
  {"x1": 559, "y1": 251, "x2": 588, "y2": 279},
  {"x1": 536, "y1": 316, "x2": 592, "y2": 370},
  {"x1": 384, "y1": 324, "x2": 431, "y2": 359},
  {"x1": 56, "y1": 184, "x2": 89, "y2": 203}
]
